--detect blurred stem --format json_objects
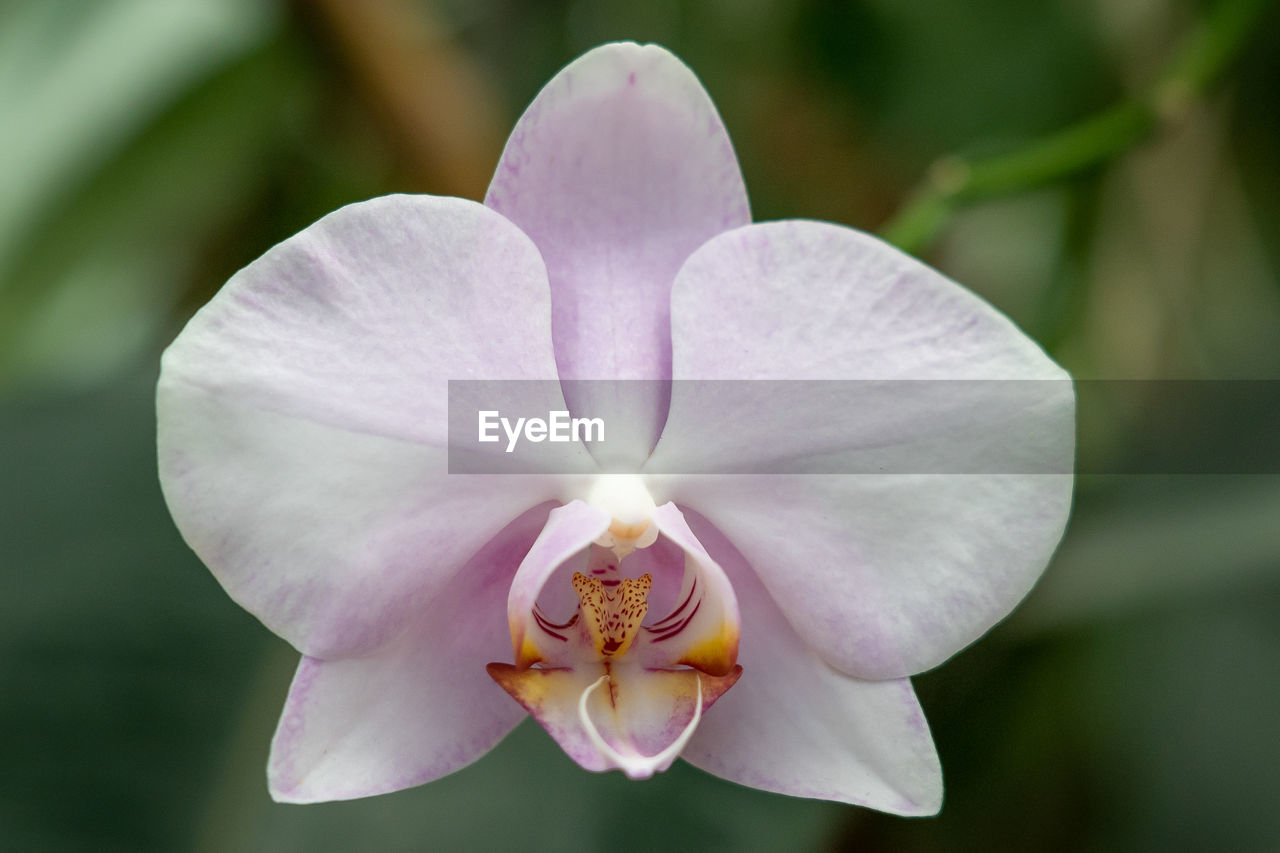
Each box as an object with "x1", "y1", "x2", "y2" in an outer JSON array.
[
  {"x1": 879, "y1": 0, "x2": 1270, "y2": 254},
  {"x1": 307, "y1": 0, "x2": 506, "y2": 198},
  {"x1": 1033, "y1": 176, "x2": 1102, "y2": 352}
]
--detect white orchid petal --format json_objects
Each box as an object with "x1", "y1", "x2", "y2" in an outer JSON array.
[
  {"x1": 653, "y1": 219, "x2": 1074, "y2": 678},
  {"x1": 680, "y1": 509, "x2": 943, "y2": 814},
  {"x1": 158, "y1": 194, "x2": 571, "y2": 658},
  {"x1": 267, "y1": 505, "x2": 550, "y2": 803}
]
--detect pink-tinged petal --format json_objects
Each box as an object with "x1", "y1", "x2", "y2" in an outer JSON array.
[
  {"x1": 164, "y1": 194, "x2": 566, "y2": 443},
  {"x1": 158, "y1": 194, "x2": 578, "y2": 658},
  {"x1": 487, "y1": 661, "x2": 740, "y2": 778},
  {"x1": 671, "y1": 474, "x2": 1073, "y2": 681},
  {"x1": 506, "y1": 500, "x2": 611, "y2": 668},
  {"x1": 485, "y1": 42, "x2": 751, "y2": 459},
  {"x1": 679, "y1": 510, "x2": 942, "y2": 814},
  {"x1": 650, "y1": 220, "x2": 1074, "y2": 678},
  {"x1": 268, "y1": 504, "x2": 550, "y2": 803},
  {"x1": 654, "y1": 219, "x2": 1074, "y2": 462}
]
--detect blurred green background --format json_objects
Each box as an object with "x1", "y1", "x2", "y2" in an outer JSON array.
[{"x1": 3, "y1": 0, "x2": 1279, "y2": 850}]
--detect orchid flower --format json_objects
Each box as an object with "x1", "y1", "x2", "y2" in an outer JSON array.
[{"x1": 157, "y1": 42, "x2": 1073, "y2": 814}]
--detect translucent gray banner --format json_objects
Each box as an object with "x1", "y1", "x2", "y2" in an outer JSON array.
[{"x1": 447, "y1": 380, "x2": 1279, "y2": 475}]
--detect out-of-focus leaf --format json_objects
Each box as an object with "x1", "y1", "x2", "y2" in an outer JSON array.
[
  {"x1": 1069, "y1": 600, "x2": 1280, "y2": 852},
  {"x1": 837, "y1": 588, "x2": 1280, "y2": 852},
  {"x1": 0, "y1": 0, "x2": 279, "y2": 274},
  {"x1": 1231, "y1": 7, "x2": 1280, "y2": 287},
  {"x1": 935, "y1": 189, "x2": 1070, "y2": 335},
  {"x1": 1014, "y1": 476, "x2": 1280, "y2": 633},
  {"x1": 798, "y1": 0, "x2": 1116, "y2": 153},
  {"x1": 0, "y1": 363, "x2": 272, "y2": 850},
  {"x1": 0, "y1": 20, "x2": 316, "y2": 394}
]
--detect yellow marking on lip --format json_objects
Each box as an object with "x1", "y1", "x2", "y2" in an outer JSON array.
[
  {"x1": 676, "y1": 621, "x2": 739, "y2": 677},
  {"x1": 515, "y1": 633, "x2": 545, "y2": 670}
]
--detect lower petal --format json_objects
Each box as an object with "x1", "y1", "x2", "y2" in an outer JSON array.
[
  {"x1": 679, "y1": 509, "x2": 943, "y2": 815},
  {"x1": 267, "y1": 505, "x2": 549, "y2": 803}
]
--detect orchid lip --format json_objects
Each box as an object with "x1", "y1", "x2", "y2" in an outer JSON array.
[
  {"x1": 491, "y1": 500, "x2": 742, "y2": 777},
  {"x1": 577, "y1": 672, "x2": 703, "y2": 780}
]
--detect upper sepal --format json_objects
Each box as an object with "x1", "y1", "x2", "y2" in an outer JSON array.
[{"x1": 486, "y1": 42, "x2": 752, "y2": 459}]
